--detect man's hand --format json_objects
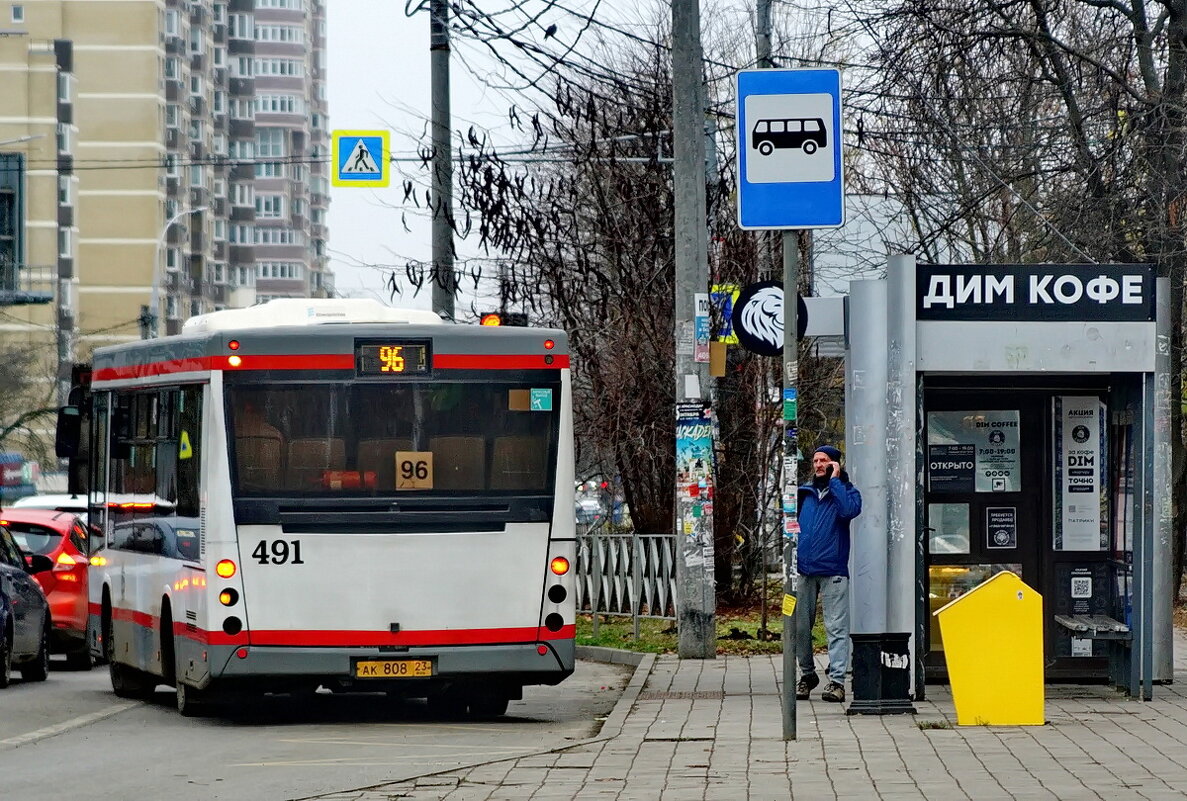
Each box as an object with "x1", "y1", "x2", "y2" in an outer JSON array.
[{"x1": 829, "y1": 460, "x2": 842, "y2": 478}]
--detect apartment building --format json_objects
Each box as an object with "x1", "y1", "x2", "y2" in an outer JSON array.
[{"x1": 0, "y1": 0, "x2": 330, "y2": 367}]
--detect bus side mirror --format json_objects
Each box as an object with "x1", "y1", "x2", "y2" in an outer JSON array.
[{"x1": 56, "y1": 405, "x2": 82, "y2": 458}]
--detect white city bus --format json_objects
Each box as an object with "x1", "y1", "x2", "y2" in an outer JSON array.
[{"x1": 57, "y1": 299, "x2": 576, "y2": 716}]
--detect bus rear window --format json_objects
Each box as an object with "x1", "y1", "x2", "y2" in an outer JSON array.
[{"x1": 227, "y1": 382, "x2": 559, "y2": 496}]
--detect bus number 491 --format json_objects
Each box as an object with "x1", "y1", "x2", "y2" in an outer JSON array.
[{"x1": 252, "y1": 539, "x2": 305, "y2": 565}]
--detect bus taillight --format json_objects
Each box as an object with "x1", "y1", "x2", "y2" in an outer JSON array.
[
  {"x1": 550, "y1": 556, "x2": 570, "y2": 575},
  {"x1": 216, "y1": 559, "x2": 237, "y2": 578}
]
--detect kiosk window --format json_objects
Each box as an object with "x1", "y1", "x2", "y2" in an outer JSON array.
[{"x1": 928, "y1": 503, "x2": 970, "y2": 554}]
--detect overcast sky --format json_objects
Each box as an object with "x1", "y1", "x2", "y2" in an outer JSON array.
[{"x1": 325, "y1": 1, "x2": 520, "y2": 312}]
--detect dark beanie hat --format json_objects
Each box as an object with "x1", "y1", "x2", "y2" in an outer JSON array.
[{"x1": 814, "y1": 445, "x2": 842, "y2": 461}]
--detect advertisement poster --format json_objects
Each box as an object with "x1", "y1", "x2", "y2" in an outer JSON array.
[
  {"x1": 676, "y1": 402, "x2": 714, "y2": 568},
  {"x1": 986, "y1": 507, "x2": 1017, "y2": 549},
  {"x1": 1055, "y1": 396, "x2": 1106, "y2": 551},
  {"x1": 927, "y1": 410, "x2": 1020, "y2": 492}
]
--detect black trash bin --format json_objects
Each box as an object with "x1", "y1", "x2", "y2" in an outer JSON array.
[{"x1": 847, "y1": 632, "x2": 916, "y2": 715}]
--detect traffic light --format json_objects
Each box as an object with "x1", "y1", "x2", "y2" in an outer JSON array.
[{"x1": 478, "y1": 311, "x2": 529, "y2": 327}]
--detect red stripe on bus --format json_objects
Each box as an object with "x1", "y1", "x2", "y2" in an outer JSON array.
[
  {"x1": 93, "y1": 352, "x2": 568, "y2": 381},
  {"x1": 92, "y1": 605, "x2": 574, "y2": 648},
  {"x1": 94, "y1": 357, "x2": 217, "y2": 381},
  {"x1": 434, "y1": 354, "x2": 569, "y2": 370},
  {"x1": 247, "y1": 624, "x2": 575, "y2": 647}
]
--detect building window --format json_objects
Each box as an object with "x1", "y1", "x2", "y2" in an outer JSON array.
[
  {"x1": 164, "y1": 9, "x2": 179, "y2": 35},
  {"x1": 228, "y1": 13, "x2": 253, "y2": 38},
  {"x1": 213, "y1": 134, "x2": 227, "y2": 156},
  {"x1": 231, "y1": 183, "x2": 253, "y2": 206},
  {"x1": 190, "y1": 74, "x2": 203, "y2": 96},
  {"x1": 57, "y1": 72, "x2": 71, "y2": 103},
  {"x1": 213, "y1": 3, "x2": 226, "y2": 23},
  {"x1": 255, "y1": 194, "x2": 284, "y2": 219},
  {"x1": 165, "y1": 248, "x2": 181, "y2": 271},
  {"x1": 254, "y1": 24, "x2": 303, "y2": 43},
  {"x1": 255, "y1": 127, "x2": 286, "y2": 158},
  {"x1": 166, "y1": 296, "x2": 178, "y2": 320},
  {"x1": 228, "y1": 140, "x2": 254, "y2": 160},
  {"x1": 12, "y1": 4, "x2": 24, "y2": 23},
  {"x1": 164, "y1": 57, "x2": 179, "y2": 80},
  {"x1": 189, "y1": 27, "x2": 204, "y2": 55},
  {"x1": 213, "y1": 219, "x2": 226, "y2": 240},
  {"x1": 213, "y1": 178, "x2": 226, "y2": 197},
  {"x1": 214, "y1": 47, "x2": 226, "y2": 68},
  {"x1": 58, "y1": 175, "x2": 72, "y2": 206},
  {"x1": 166, "y1": 104, "x2": 180, "y2": 127},
  {"x1": 189, "y1": 118, "x2": 203, "y2": 141},
  {"x1": 189, "y1": 165, "x2": 205, "y2": 188},
  {"x1": 230, "y1": 223, "x2": 251, "y2": 244},
  {"x1": 58, "y1": 227, "x2": 71, "y2": 258},
  {"x1": 56, "y1": 123, "x2": 71, "y2": 155},
  {"x1": 253, "y1": 94, "x2": 304, "y2": 115},
  {"x1": 255, "y1": 162, "x2": 283, "y2": 179},
  {"x1": 165, "y1": 154, "x2": 179, "y2": 177},
  {"x1": 213, "y1": 90, "x2": 225, "y2": 114}
]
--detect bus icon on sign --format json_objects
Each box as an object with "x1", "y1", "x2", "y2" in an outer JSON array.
[{"x1": 752, "y1": 117, "x2": 827, "y2": 156}]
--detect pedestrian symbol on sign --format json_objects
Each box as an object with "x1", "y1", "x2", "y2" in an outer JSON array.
[{"x1": 342, "y1": 139, "x2": 379, "y2": 174}]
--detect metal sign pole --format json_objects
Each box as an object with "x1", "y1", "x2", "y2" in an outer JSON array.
[{"x1": 781, "y1": 231, "x2": 799, "y2": 740}]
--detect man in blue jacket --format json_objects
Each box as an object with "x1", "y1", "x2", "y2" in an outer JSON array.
[{"x1": 795, "y1": 445, "x2": 862, "y2": 703}]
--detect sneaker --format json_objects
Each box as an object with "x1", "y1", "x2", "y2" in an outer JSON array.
[
  {"x1": 795, "y1": 673, "x2": 820, "y2": 700},
  {"x1": 821, "y1": 681, "x2": 845, "y2": 703}
]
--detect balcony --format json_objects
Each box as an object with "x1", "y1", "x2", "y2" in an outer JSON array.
[
  {"x1": 228, "y1": 77, "x2": 253, "y2": 96},
  {"x1": 228, "y1": 119, "x2": 254, "y2": 138},
  {"x1": 166, "y1": 128, "x2": 181, "y2": 149}
]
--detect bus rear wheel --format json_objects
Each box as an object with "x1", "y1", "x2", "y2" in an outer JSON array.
[
  {"x1": 758, "y1": 141, "x2": 773, "y2": 156},
  {"x1": 802, "y1": 140, "x2": 818, "y2": 155},
  {"x1": 105, "y1": 606, "x2": 155, "y2": 699},
  {"x1": 175, "y1": 681, "x2": 206, "y2": 717}
]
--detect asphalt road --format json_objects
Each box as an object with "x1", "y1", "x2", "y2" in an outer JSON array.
[{"x1": 0, "y1": 656, "x2": 632, "y2": 801}]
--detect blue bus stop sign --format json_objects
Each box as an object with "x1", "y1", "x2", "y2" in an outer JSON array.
[{"x1": 735, "y1": 68, "x2": 844, "y2": 230}]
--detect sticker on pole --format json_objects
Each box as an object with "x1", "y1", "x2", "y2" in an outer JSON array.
[
  {"x1": 332, "y1": 130, "x2": 390, "y2": 187},
  {"x1": 730, "y1": 280, "x2": 808, "y2": 357}
]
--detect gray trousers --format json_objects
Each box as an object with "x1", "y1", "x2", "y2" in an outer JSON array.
[{"x1": 796, "y1": 574, "x2": 850, "y2": 684}]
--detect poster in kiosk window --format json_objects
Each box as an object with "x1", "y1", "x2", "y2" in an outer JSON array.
[
  {"x1": 1054, "y1": 396, "x2": 1107, "y2": 551},
  {"x1": 926, "y1": 410, "x2": 1020, "y2": 493}
]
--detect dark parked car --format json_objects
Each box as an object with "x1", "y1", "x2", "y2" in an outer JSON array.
[{"x1": 0, "y1": 521, "x2": 53, "y2": 687}]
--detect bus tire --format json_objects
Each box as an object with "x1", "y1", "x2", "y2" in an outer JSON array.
[
  {"x1": 802, "y1": 140, "x2": 818, "y2": 155},
  {"x1": 175, "y1": 681, "x2": 204, "y2": 717},
  {"x1": 427, "y1": 687, "x2": 468, "y2": 719},
  {"x1": 160, "y1": 602, "x2": 176, "y2": 687},
  {"x1": 469, "y1": 690, "x2": 509, "y2": 719},
  {"x1": 105, "y1": 598, "x2": 155, "y2": 699},
  {"x1": 758, "y1": 141, "x2": 773, "y2": 156}
]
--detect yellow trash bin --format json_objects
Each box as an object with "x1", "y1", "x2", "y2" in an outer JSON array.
[{"x1": 933, "y1": 570, "x2": 1044, "y2": 726}]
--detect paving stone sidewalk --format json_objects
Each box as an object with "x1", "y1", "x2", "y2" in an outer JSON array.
[{"x1": 322, "y1": 630, "x2": 1187, "y2": 801}]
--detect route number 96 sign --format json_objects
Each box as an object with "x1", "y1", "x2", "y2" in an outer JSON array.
[{"x1": 395, "y1": 451, "x2": 434, "y2": 490}]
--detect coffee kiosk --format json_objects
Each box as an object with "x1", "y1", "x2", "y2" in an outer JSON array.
[{"x1": 846, "y1": 256, "x2": 1172, "y2": 700}]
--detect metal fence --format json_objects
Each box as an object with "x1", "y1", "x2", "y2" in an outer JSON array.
[{"x1": 575, "y1": 530, "x2": 678, "y2": 635}]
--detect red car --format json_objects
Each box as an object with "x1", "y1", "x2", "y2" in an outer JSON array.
[{"x1": 1, "y1": 509, "x2": 91, "y2": 669}]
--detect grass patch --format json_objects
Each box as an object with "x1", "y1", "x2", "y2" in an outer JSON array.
[
  {"x1": 916, "y1": 719, "x2": 952, "y2": 730},
  {"x1": 576, "y1": 587, "x2": 829, "y2": 656}
]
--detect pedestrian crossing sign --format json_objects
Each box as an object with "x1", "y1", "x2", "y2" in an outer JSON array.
[{"x1": 332, "y1": 130, "x2": 390, "y2": 188}]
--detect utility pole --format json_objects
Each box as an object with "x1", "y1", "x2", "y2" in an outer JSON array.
[
  {"x1": 672, "y1": 0, "x2": 715, "y2": 659},
  {"x1": 755, "y1": 0, "x2": 800, "y2": 741},
  {"x1": 429, "y1": 0, "x2": 456, "y2": 320}
]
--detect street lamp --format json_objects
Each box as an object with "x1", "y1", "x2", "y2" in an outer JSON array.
[
  {"x1": 144, "y1": 205, "x2": 208, "y2": 339},
  {"x1": 0, "y1": 134, "x2": 45, "y2": 147}
]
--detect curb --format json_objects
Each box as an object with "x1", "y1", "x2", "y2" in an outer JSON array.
[{"x1": 294, "y1": 650, "x2": 658, "y2": 801}]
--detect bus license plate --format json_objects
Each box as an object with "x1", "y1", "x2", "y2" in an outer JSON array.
[{"x1": 355, "y1": 659, "x2": 433, "y2": 679}]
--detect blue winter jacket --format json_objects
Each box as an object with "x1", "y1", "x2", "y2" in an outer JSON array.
[{"x1": 797, "y1": 474, "x2": 863, "y2": 577}]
